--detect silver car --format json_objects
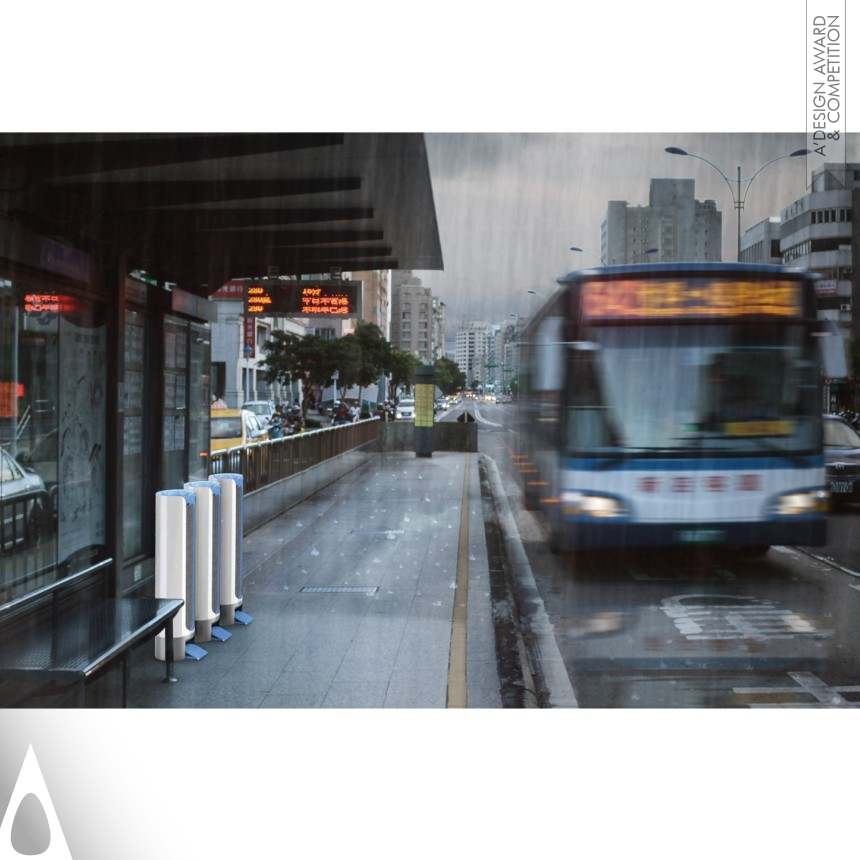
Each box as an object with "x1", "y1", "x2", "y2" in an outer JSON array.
[
  {"x1": 242, "y1": 400, "x2": 276, "y2": 428},
  {"x1": 823, "y1": 414, "x2": 860, "y2": 506},
  {"x1": 396, "y1": 399, "x2": 415, "y2": 420},
  {"x1": 0, "y1": 448, "x2": 50, "y2": 550}
]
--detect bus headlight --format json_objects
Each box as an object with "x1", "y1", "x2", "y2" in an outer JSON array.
[
  {"x1": 561, "y1": 492, "x2": 628, "y2": 518},
  {"x1": 771, "y1": 490, "x2": 829, "y2": 516}
]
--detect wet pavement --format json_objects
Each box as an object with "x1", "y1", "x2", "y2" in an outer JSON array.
[{"x1": 127, "y1": 451, "x2": 507, "y2": 708}]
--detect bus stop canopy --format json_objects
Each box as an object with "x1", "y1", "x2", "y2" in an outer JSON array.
[{"x1": 0, "y1": 132, "x2": 443, "y2": 295}]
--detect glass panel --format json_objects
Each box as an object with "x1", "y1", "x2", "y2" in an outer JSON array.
[
  {"x1": 161, "y1": 316, "x2": 187, "y2": 491},
  {"x1": 187, "y1": 322, "x2": 211, "y2": 482},
  {"x1": 57, "y1": 306, "x2": 107, "y2": 566},
  {"x1": 1, "y1": 277, "x2": 107, "y2": 601},
  {"x1": 122, "y1": 310, "x2": 147, "y2": 559},
  {"x1": 568, "y1": 322, "x2": 820, "y2": 455}
]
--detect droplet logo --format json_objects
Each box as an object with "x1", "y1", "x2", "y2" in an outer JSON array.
[{"x1": 0, "y1": 746, "x2": 73, "y2": 859}]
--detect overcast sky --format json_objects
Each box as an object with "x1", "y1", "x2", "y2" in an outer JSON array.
[{"x1": 415, "y1": 132, "x2": 858, "y2": 332}]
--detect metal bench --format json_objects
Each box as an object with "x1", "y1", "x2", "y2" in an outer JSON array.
[{"x1": 0, "y1": 559, "x2": 183, "y2": 707}]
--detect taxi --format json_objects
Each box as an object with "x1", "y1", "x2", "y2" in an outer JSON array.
[{"x1": 210, "y1": 408, "x2": 269, "y2": 453}]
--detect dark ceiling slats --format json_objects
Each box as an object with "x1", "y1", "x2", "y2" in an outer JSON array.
[
  {"x1": 0, "y1": 132, "x2": 442, "y2": 294},
  {"x1": 0, "y1": 133, "x2": 345, "y2": 180},
  {"x1": 23, "y1": 177, "x2": 364, "y2": 213},
  {"x1": 86, "y1": 207, "x2": 376, "y2": 234}
]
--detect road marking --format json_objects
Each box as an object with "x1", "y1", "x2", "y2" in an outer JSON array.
[
  {"x1": 629, "y1": 566, "x2": 736, "y2": 582},
  {"x1": 472, "y1": 408, "x2": 503, "y2": 427},
  {"x1": 661, "y1": 594, "x2": 829, "y2": 640},
  {"x1": 447, "y1": 453, "x2": 471, "y2": 708},
  {"x1": 733, "y1": 672, "x2": 860, "y2": 707}
]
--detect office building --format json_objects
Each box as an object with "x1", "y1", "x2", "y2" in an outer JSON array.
[
  {"x1": 601, "y1": 178, "x2": 722, "y2": 264},
  {"x1": 739, "y1": 217, "x2": 784, "y2": 265},
  {"x1": 778, "y1": 163, "x2": 859, "y2": 337},
  {"x1": 390, "y1": 272, "x2": 445, "y2": 364}
]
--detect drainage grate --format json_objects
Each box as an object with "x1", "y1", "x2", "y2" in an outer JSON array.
[{"x1": 300, "y1": 586, "x2": 379, "y2": 594}]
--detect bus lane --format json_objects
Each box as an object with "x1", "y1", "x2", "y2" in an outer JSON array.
[{"x1": 477, "y1": 399, "x2": 860, "y2": 709}]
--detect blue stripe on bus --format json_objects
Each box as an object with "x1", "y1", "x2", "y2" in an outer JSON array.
[{"x1": 561, "y1": 454, "x2": 824, "y2": 472}]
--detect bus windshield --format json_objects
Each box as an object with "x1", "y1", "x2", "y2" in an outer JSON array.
[{"x1": 563, "y1": 321, "x2": 821, "y2": 455}]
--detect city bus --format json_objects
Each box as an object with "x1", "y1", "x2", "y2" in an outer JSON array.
[{"x1": 517, "y1": 262, "x2": 830, "y2": 554}]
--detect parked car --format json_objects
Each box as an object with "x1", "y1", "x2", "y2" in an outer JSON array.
[
  {"x1": 823, "y1": 413, "x2": 860, "y2": 506},
  {"x1": 241, "y1": 400, "x2": 277, "y2": 428},
  {"x1": 16, "y1": 430, "x2": 58, "y2": 521},
  {"x1": 210, "y1": 409, "x2": 270, "y2": 453},
  {"x1": 396, "y1": 398, "x2": 416, "y2": 420},
  {"x1": 0, "y1": 447, "x2": 50, "y2": 550}
]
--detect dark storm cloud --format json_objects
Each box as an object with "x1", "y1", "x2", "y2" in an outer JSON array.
[{"x1": 417, "y1": 132, "x2": 838, "y2": 329}]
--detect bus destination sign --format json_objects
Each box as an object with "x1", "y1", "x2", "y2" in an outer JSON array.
[
  {"x1": 244, "y1": 280, "x2": 361, "y2": 318},
  {"x1": 581, "y1": 278, "x2": 803, "y2": 320}
]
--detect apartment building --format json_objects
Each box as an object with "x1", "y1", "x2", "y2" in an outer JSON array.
[
  {"x1": 778, "y1": 163, "x2": 859, "y2": 339},
  {"x1": 390, "y1": 272, "x2": 445, "y2": 363},
  {"x1": 601, "y1": 178, "x2": 722, "y2": 264}
]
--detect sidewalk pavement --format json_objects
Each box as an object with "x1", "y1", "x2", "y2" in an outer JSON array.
[{"x1": 129, "y1": 450, "x2": 504, "y2": 708}]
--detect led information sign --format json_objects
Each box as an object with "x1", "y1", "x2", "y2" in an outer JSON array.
[
  {"x1": 244, "y1": 280, "x2": 360, "y2": 318},
  {"x1": 24, "y1": 293, "x2": 61, "y2": 314},
  {"x1": 580, "y1": 279, "x2": 803, "y2": 320},
  {"x1": 22, "y1": 293, "x2": 80, "y2": 315}
]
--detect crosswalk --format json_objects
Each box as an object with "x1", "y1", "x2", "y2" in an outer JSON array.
[
  {"x1": 733, "y1": 672, "x2": 860, "y2": 707},
  {"x1": 660, "y1": 594, "x2": 828, "y2": 641}
]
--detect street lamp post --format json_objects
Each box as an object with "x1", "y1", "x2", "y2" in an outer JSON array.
[
  {"x1": 570, "y1": 246, "x2": 606, "y2": 265},
  {"x1": 571, "y1": 245, "x2": 658, "y2": 265},
  {"x1": 665, "y1": 146, "x2": 810, "y2": 262},
  {"x1": 628, "y1": 247, "x2": 659, "y2": 263},
  {"x1": 243, "y1": 345, "x2": 252, "y2": 404}
]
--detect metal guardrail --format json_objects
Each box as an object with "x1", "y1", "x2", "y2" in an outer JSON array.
[{"x1": 208, "y1": 417, "x2": 381, "y2": 493}]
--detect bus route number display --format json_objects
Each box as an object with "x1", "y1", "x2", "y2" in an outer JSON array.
[
  {"x1": 580, "y1": 278, "x2": 803, "y2": 320},
  {"x1": 244, "y1": 280, "x2": 360, "y2": 318}
]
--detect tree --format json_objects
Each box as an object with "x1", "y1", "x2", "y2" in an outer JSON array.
[
  {"x1": 434, "y1": 356, "x2": 466, "y2": 396},
  {"x1": 329, "y1": 335, "x2": 363, "y2": 402},
  {"x1": 260, "y1": 331, "x2": 340, "y2": 418},
  {"x1": 386, "y1": 348, "x2": 420, "y2": 401},
  {"x1": 348, "y1": 321, "x2": 392, "y2": 408}
]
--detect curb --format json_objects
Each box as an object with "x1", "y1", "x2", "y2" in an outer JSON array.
[{"x1": 482, "y1": 455, "x2": 579, "y2": 708}]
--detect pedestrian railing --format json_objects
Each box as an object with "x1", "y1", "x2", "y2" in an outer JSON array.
[{"x1": 208, "y1": 417, "x2": 381, "y2": 493}]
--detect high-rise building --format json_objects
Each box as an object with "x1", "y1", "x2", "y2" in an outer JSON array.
[
  {"x1": 739, "y1": 217, "x2": 784, "y2": 265},
  {"x1": 455, "y1": 321, "x2": 491, "y2": 389},
  {"x1": 735, "y1": 163, "x2": 859, "y2": 411},
  {"x1": 778, "y1": 163, "x2": 859, "y2": 339},
  {"x1": 351, "y1": 269, "x2": 390, "y2": 335},
  {"x1": 601, "y1": 178, "x2": 722, "y2": 264},
  {"x1": 390, "y1": 271, "x2": 445, "y2": 363},
  {"x1": 454, "y1": 318, "x2": 523, "y2": 392}
]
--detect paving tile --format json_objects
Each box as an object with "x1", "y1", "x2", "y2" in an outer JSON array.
[{"x1": 127, "y1": 452, "x2": 503, "y2": 709}]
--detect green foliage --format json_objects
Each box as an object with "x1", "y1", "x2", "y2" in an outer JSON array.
[
  {"x1": 261, "y1": 323, "x2": 425, "y2": 410},
  {"x1": 433, "y1": 356, "x2": 466, "y2": 395},
  {"x1": 260, "y1": 331, "x2": 340, "y2": 414},
  {"x1": 386, "y1": 348, "x2": 420, "y2": 400}
]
